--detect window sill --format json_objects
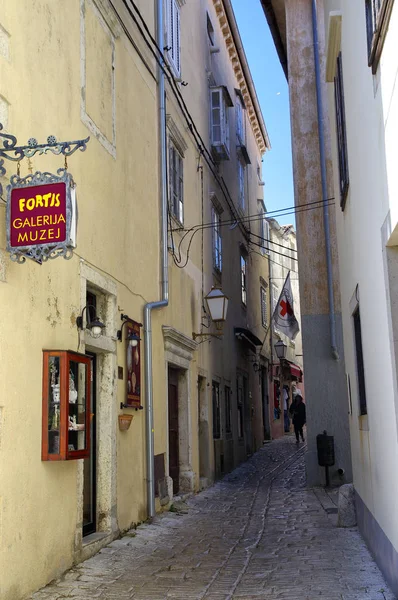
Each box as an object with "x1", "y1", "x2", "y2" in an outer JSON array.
[{"x1": 82, "y1": 531, "x2": 111, "y2": 548}]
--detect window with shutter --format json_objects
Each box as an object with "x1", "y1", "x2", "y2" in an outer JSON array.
[
  {"x1": 365, "y1": 0, "x2": 394, "y2": 72},
  {"x1": 334, "y1": 52, "x2": 349, "y2": 210},
  {"x1": 261, "y1": 286, "x2": 267, "y2": 327},
  {"x1": 210, "y1": 87, "x2": 231, "y2": 160},
  {"x1": 211, "y1": 90, "x2": 222, "y2": 144},
  {"x1": 167, "y1": 0, "x2": 181, "y2": 77},
  {"x1": 225, "y1": 386, "x2": 232, "y2": 434},
  {"x1": 236, "y1": 98, "x2": 243, "y2": 144},
  {"x1": 259, "y1": 212, "x2": 270, "y2": 255},
  {"x1": 238, "y1": 158, "x2": 245, "y2": 211},
  {"x1": 168, "y1": 140, "x2": 184, "y2": 223},
  {"x1": 212, "y1": 206, "x2": 222, "y2": 273}
]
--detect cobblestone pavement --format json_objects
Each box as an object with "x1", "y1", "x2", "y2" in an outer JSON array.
[{"x1": 30, "y1": 438, "x2": 395, "y2": 600}]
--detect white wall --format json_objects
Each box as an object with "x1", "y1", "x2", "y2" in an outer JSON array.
[{"x1": 325, "y1": 0, "x2": 398, "y2": 552}]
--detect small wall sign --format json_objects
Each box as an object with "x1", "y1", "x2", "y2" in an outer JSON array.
[
  {"x1": 126, "y1": 320, "x2": 142, "y2": 409},
  {"x1": 6, "y1": 169, "x2": 77, "y2": 263}
]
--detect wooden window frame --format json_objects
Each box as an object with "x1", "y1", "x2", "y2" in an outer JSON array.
[
  {"x1": 353, "y1": 307, "x2": 368, "y2": 416},
  {"x1": 207, "y1": 12, "x2": 214, "y2": 46},
  {"x1": 225, "y1": 385, "x2": 232, "y2": 435},
  {"x1": 334, "y1": 52, "x2": 349, "y2": 210},
  {"x1": 168, "y1": 139, "x2": 184, "y2": 223},
  {"x1": 212, "y1": 381, "x2": 221, "y2": 440},
  {"x1": 365, "y1": 0, "x2": 394, "y2": 73},
  {"x1": 240, "y1": 254, "x2": 247, "y2": 306}
]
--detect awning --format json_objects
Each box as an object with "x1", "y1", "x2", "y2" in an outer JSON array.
[
  {"x1": 234, "y1": 327, "x2": 263, "y2": 349},
  {"x1": 285, "y1": 360, "x2": 303, "y2": 382}
]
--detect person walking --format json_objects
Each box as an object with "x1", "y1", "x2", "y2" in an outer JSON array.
[
  {"x1": 290, "y1": 391, "x2": 306, "y2": 443},
  {"x1": 283, "y1": 385, "x2": 290, "y2": 432}
]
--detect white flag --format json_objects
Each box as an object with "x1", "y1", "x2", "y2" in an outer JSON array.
[{"x1": 272, "y1": 272, "x2": 300, "y2": 340}]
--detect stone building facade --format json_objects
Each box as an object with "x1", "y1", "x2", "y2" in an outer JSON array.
[{"x1": 0, "y1": 1, "x2": 271, "y2": 597}]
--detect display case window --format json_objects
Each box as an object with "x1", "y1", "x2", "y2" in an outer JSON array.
[{"x1": 42, "y1": 350, "x2": 91, "y2": 461}]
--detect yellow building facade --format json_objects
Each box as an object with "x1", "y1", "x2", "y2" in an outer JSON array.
[{"x1": 0, "y1": 1, "x2": 270, "y2": 598}]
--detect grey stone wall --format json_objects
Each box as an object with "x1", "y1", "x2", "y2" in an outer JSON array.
[{"x1": 302, "y1": 313, "x2": 352, "y2": 486}]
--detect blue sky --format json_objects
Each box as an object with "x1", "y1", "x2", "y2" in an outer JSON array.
[{"x1": 231, "y1": 0, "x2": 294, "y2": 225}]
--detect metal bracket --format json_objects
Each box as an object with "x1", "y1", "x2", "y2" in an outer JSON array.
[{"x1": 192, "y1": 332, "x2": 223, "y2": 342}]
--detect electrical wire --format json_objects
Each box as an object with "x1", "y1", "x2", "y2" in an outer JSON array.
[
  {"x1": 172, "y1": 197, "x2": 335, "y2": 235},
  {"x1": 169, "y1": 199, "x2": 334, "y2": 267},
  {"x1": 114, "y1": 1, "x2": 333, "y2": 272},
  {"x1": 120, "y1": 0, "x2": 248, "y2": 238},
  {"x1": 248, "y1": 239, "x2": 298, "y2": 261}
]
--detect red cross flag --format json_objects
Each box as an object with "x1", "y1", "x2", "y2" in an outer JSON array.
[{"x1": 272, "y1": 271, "x2": 300, "y2": 340}]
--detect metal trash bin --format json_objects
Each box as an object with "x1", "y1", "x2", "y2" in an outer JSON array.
[{"x1": 316, "y1": 430, "x2": 335, "y2": 486}]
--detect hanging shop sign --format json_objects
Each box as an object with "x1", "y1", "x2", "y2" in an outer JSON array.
[
  {"x1": 6, "y1": 169, "x2": 77, "y2": 263},
  {"x1": 0, "y1": 122, "x2": 90, "y2": 264},
  {"x1": 126, "y1": 320, "x2": 142, "y2": 409}
]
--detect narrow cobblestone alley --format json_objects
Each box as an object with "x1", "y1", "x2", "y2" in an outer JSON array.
[{"x1": 30, "y1": 439, "x2": 395, "y2": 600}]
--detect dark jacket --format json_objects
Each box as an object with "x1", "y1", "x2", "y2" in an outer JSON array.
[{"x1": 290, "y1": 398, "x2": 306, "y2": 427}]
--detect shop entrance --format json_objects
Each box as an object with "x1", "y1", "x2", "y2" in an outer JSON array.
[
  {"x1": 261, "y1": 366, "x2": 271, "y2": 440},
  {"x1": 83, "y1": 352, "x2": 96, "y2": 536},
  {"x1": 168, "y1": 367, "x2": 180, "y2": 496}
]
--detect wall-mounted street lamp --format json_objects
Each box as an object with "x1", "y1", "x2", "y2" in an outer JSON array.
[
  {"x1": 76, "y1": 305, "x2": 106, "y2": 339},
  {"x1": 274, "y1": 339, "x2": 287, "y2": 361},
  {"x1": 117, "y1": 314, "x2": 141, "y2": 346},
  {"x1": 192, "y1": 286, "x2": 229, "y2": 341}
]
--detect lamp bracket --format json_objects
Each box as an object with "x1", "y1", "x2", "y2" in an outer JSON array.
[
  {"x1": 76, "y1": 304, "x2": 97, "y2": 330},
  {"x1": 117, "y1": 314, "x2": 132, "y2": 341},
  {"x1": 192, "y1": 332, "x2": 223, "y2": 342},
  {"x1": 117, "y1": 314, "x2": 142, "y2": 342},
  {"x1": 120, "y1": 403, "x2": 143, "y2": 411}
]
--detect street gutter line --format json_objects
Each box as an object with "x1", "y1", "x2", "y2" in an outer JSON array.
[{"x1": 200, "y1": 444, "x2": 306, "y2": 600}]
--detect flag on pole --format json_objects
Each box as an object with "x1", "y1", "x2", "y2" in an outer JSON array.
[{"x1": 272, "y1": 271, "x2": 300, "y2": 340}]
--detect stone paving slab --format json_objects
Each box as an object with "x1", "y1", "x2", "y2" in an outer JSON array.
[{"x1": 29, "y1": 438, "x2": 395, "y2": 600}]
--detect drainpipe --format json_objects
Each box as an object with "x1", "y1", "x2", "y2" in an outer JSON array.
[
  {"x1": 311, "y1": 0, "x2": 339, "y2": 361},
  {"x1": 144, "y1": 0, "x2": 169, "y2": 519}
]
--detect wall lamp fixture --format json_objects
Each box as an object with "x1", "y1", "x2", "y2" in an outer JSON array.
[
  {"x1": 192, "y1": 286, "x2": 229, "y2": 341},
  {"x1": 274, "y1": 339, "x2": 287, "y2": 361},
  {"x1": 117, "y1": 314, "x2": 141, "y2": 347},
  {"x1": 76, "y1": 305, "x2": 106, "y2": 338}
]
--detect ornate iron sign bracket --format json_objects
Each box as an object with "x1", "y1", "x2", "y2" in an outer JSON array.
[{"x1": 0, "y1": 121, "x2": 90, "y2": 190}]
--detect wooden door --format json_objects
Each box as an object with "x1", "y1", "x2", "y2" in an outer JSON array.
[
  {"x1": 83, "y1": 353, "x2": 96, "y2": 536},
  {"x1": 168, "y1": 368, "x2": 179, "y2": 495}
]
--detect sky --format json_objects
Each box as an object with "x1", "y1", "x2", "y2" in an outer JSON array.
[{"x1": 231, "y1": 0, "x2": 295, "y2": 225}]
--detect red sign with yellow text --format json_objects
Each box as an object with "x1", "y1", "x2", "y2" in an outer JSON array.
[{"x1": 9, "y1": 182, "x2": 67, "y2": 247}]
